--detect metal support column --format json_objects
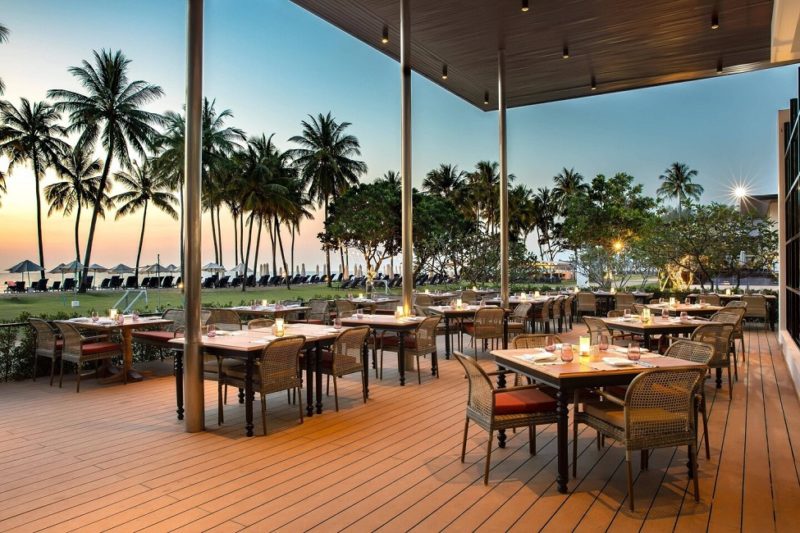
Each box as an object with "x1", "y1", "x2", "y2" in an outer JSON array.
[
  {"x1": 184, "y1": 0, "x2": 204, "y2": 432},
  {"x1": 498, "y1": 49, "x2": 509, "y2": 308},
  {"x1": 400, "y1": 0, "x2": 413, "y2": 315}
]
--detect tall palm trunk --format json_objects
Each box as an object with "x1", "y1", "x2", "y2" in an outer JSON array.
[
  {"x1": 80, "y1": 139, "x2": 114, "y2": 292},
  {"x1": 324, "y1": 197, "x2": 332, "y2": 287},
  {"x1": 275, "y1": 215, "x2": 291, "y2": 289},
  {"x1": 215, "y1": 206, "x2": 223, "y2": 266},
  {"x1": 210, "y1": 208, "x2": 218, "y2": 264},
  {"x1": 32, "y1": 156, "x2": 46, "y2": 280},
  {"x1": 179, "y1": 187, "x2": 185, "y2": 291},
  {"x1": 252, "y1": 214, "x2": 262, "y2": 287},
  {"x1": 134, "y1": 201, "x2": 149, "y2": 285},
  {"x1": 242, "y1": 212, "x2": 254, "y2": 292},
  {"x1": 290, "y1": 224, "x2": 296, "y2": 278},
  {"x1": 232, "y1": 210, "x2": 239, "y2": 266},
  {"x1": 74, "y1": 203, "x2": 82, "y2": 264},
  {"x1": 239, "y1": 211, "x2": 245, "y2": 269},
  {"x1": 268, "y1": 217, "x2": 277, "y2": 276}
]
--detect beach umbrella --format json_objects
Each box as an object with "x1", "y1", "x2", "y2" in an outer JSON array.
[
  {"x1": 89, "y1": 263, "x2": 108, "y2": 272},
  {"x1": 164, "y1": 264, "x2": 179, "y2": 273},
  {"x1": 48, "y1": 263, "x2": 66, "y2": 274},
  {"x1": 202, "y1": 262, "x2": 226, "y2": 273},
  {"x1": 7, "y1": 259, "x2": 43, "y2": 285},
  {"x1": 109, "y1": 263, "x2": 134, "y2": 274},
  {"x1": 231, "y1": 262, "x2": 253, "y2": 275}
]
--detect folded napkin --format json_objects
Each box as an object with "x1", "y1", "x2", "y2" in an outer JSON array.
[
  {"x1": 69, "y1": 317, "x2": 90, "y2": 322},
  {"x1": 602, "y1": 357, "x2": 637, "y2": 367},
  {"x1": 613, "y1": 347, "x2": 649, "y2": 354},
  {"x1": 517, "y1": 352, "x2": 557, "y2": 363}
]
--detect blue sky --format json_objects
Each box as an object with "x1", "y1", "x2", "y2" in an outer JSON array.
[{"x1": 0, "y1": 0, "x2": 796, "y2": 273}]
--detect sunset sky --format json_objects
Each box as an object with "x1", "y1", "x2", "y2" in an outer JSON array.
[{"x1": 0, "y1": 0, "x2": 796, "y2": 282}]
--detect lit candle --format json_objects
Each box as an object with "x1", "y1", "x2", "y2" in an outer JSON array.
[
  {"x1": 274, "y1": 317, "x2": 285, "y2": 337},
  {"x1": 669, "y1": 297, "x2": 676, "y2": 307},
  {"x1": 534, "y1": 291, "x2": 540, "y2": 298},
  {"x1": 425, "y1": 288, "x2": 430, "y2": 294},
  {"x1": 358, "y1": 293, "x2": 363, "y2": 299},
  {"x1": 456, "y1": 298, "x2": 463, "y2": 310},
  {"x1": 472, "y1": 286, "x2": 478, "y2": 291},
  {"x1": 395, "y1": 305, "x2": 404, "y2": 319},
  {"x1": 725, "y1": 288, "x2": 731, "y2": 296},
  {"x1": 520, "y1": 292, "x2": 526, "y2": 301},
  {"x1": 610, "y1": 287, "x2": 616, "y2": 294},
  {"x1": 579, "y1": 336, "x2": 591, "y2": 356},
  {"x1": 109, "y1": 308, "x2": 117, "y2": 319},
  {"x1": 261, "y1": 299, "x2": 267, "y2": 307},
  {"x1": 642, "y1": 308, "x2": 651, "y2": 323},
  {"x1": 574, "y1": 286, "x2": 579, "y2": 293}
]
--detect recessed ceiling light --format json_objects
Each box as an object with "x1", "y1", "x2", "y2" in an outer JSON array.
[
  {"x1": 562, "y1": 45, "x2": 569, "y2": 59},
  {"x1": 590, "y1": 77, "x2": 597, "y2": 91},
  {"x1": 442, "y1": 64, "x2": 448, "y2": 80},
  {"x1": 484, "y1": 91, "x2": 489, "y2": 105},
  {"x1": 711, "y1": 11, "x2": 719, "y2": 29},
  {"x1": 381, "y1": 25, "x2": 389, "y2": 44},
  {"x1": 717, "y1": 58, "x2": 723, "y2": 73},
  {"x1": 521, "y1": 0, "x2": 529, "y2": 13}
]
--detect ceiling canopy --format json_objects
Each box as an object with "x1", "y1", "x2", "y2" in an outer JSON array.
[{"x1": 292, "y1": 0, "x2": 784, "y2": 109}]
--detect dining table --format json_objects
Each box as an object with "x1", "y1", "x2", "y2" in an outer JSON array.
[
  {"x1": 645, "y1": 302, "x2": 723, "y2": 316},
  {"x1": 344, "y1": 296, "x2": 399, "y2": 313},
  {"x1": 170, "y1": 323, "x2": 365, "y2": 436},
  {"x1": 340, "y1": 313, "x2": 428, "y2": 386},
  {"x1": 58, "y1": 315, "x2": 173, "y2": 383},
  {"x1": 228, "y1": 304, "x2": 311, "y2": 319},
  {"x1": 491, "y1": 346, "x2": 705, "y2": 494},
  {"x1": 687, "y1": 292, "x2": 778, "y2": 329},
  {"x1": 426, "y1": 304, "x2": 509, "y2": 359},
  {"x1": 600, "y1": 315, "x2": 707, "y2": 346}
]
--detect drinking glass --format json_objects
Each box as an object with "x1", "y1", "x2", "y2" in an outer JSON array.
[
  {"x1": 598, "y1": 334, "x2": 609, "y2": 351},
  {"x1": 686, "y1": 297, "x2": 693, "y2": 305},
  {"x1": 627, "y1": 342, "x2": 641, "y2": 361},
  {"x1": 560, "y1": 344, "x2": 574, "y2": 363},
  {"x1": 661, "y1": 308, "x2": 669, "y2": 319},
  {"x1": 91, "y1": 311, "x2": 99, "y2": 323},
  {"x1": 333, "y1": 318, "x2": 342, "y2": 331},
  {"x1": 680, "y1": 311, "x2": 689, "y2": 321},
  {"x1": 356, "y1": 308, "x2": 364, "y2": 320},
  {"x1": 132, "y1": 311, "x2": 140, "y2": 322},
  {"x1": 623, "y1": 308, "x2": 631, "y2": 319},
  {"x1": 207, "y1": 324, "x2": 216, "y2": 338}
]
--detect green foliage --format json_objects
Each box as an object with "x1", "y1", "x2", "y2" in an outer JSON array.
[{"x1": 412, "y1": 193, "x2": 476, "y2": 278}]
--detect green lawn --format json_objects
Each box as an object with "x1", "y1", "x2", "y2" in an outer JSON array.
[{"x1": 0, "y1": 285, "x2": 401, "y2": 322}]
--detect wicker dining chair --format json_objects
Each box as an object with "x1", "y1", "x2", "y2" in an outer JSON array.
[
  {"x1": 614, "y1": 292, "x2": 635, "y2": 311},
  {"x1": 725, "y1": 300, "x2": 747, "y2": 309},
  {"x1": 632, "y1": 303, "x2": 646, "y2": 315},
  {"x1": 576, "y1": 367, "x2": 706, "y2": 510},
  {"x1": 460, "y1": 289, "x2": 478, "y2": 304},
  {"x1": 701, "y1": 294, "x2": 721, "y2": 306},
  {"x1": 335, "y1": 299, "x2": 356, "y2": 319},
  {"x1": 711, "y1": 308, "x2": 746, "y2": 370},
  {"x1": 464, "y1": 307, "x2": 505, "y2": 358},
  {"x1": 306, "y1": 299, "x2": 331, "y2": 324},
  {"x1": 320, "y1": 326, "x2": 371, "y2": 410},
  {"x1": 29, "y1": 318, "x2": 62, "y2": 386},
  {"x1": 691, "y1": 323, "x2": 735, "y2": 399},
  {"x1": 742, "y1": 295, "x2": 768, "y2": 329},
  {"x1": 563, "y1": 294, "x2": 576, "y2": 329},
  {"x1": 511, "y1": 333, "x2": 563, "y2": 349},
  {"x1": 531, "y1": 298, "x2": 553, "y2": 333},
  {"x1": 550, "y1": 296, "x2": 566, "y2": 333},
  {"x1": 247, "y1": 318, "x2": 274, "y2": 330},
  {"x1": 607, "y1": 310, "x2": 624, "y2": 318},
  {"x1": 54, "y1": 322, "x2": 124, "y2": 392},
  {"x1": 454, "y1": 352, "x2": 558, "y2": 484},
  {"x1": 575, "y1": 292, "x2": 597, "y2": 317},
  {"x1": 217, "y1": 335, "x2": 306, "y2": 434},
  {"x1": 414, "y1": 293, "x2": 434, "y2": 307},
  {"x1": 380, "y1": 316, "x2": 441, "y2": 383},
  {"x1": 583, "y1": 316, "x2": 629, "y2": 345},
  {"x1": 207, "y1": 308, "x2": 242, "y2": 331},
  {"x1": 507, "y1": 302, "x2": 532, "y2": 336},
  {"x1": 664, "y1": 340, "x2": 714, "y2": 459}
]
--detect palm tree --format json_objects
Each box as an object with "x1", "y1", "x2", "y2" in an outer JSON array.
[
  {"x1": 112, "y1": 158, "x2": 178, "y2": 284},
  {"x1": 0, "y1": 99, "x2": 69, "y2": 278},
  {"x1": 423, "y1": 163, "x2": 465, "y2": 197},
  {"x1": 552, "y1": 167, "x2": 587, "y2": 214},
  {"x1": 288, "y1": 112, "x2": 367, "y2": 286},
  {"x1": 657, "y1": 162, "x2": 703, "y2": 215},
  {"x1": 45, "y1": 143, "x2": 111, "y2": 264},
  {"x1": 48, "y1": 49, "x2": 165, "y2": 291},
  {"x1": 0, "y1": 22, "x2": 9, "y2": 95}
]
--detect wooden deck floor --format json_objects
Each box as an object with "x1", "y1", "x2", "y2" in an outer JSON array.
[{"x1": 1, "y1": 324, "x2": 799, "y2": 532}]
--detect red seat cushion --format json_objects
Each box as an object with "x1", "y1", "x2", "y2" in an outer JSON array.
[
  {"x1": 82, "y1": 342, "x2": 122, "y2": 355},
  {"x1": 495, "y1": 388, "x2": 557, "y2": 415},
  {"x1": 379, "y1": 335, "x2": 417, "y2": 349},
  {"x1": 55, "y1": 339, "x2": 64, "y2": 349},
  {"x1": 132, "y1": 330, "x2": 182, "y2": 343}
]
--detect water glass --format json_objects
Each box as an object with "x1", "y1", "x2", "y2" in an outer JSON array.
[
  {"x1": 661, "y1": 308, "x2": 669, "y2": 319},
  {"x1": 91, "y1": 311, "x2": 99, "y2": 323},
  {"x1": 356, "y1": 308, "x2": 364, "y2": 319},
  {"x1": 680, "y1": 311, "x2": 689, "y2": 321},
  {"x1": 685, "y1": 297, "x2": 692, "y2": 305},
  {"x1": 627, "y1": 342, "x2": 641, "y2": 361},
  {"x1": 333, "y1": 318, "x2": 342, "y2": 331},
  {"x1": 598, "y1": 334, "x2": 609, "y2": 351},
  {"x1": 132, "y1": 311, "x2": 140, "y2": 322},
  {"x1": 560, "y1": 344, "x2": 574, "y2": 363},
  {"x1": 623, "y1": 308, "x2": 631, "y2": 319},
  {"x1": 207, "y1": 324, "x2": 216, "y2": 338}
]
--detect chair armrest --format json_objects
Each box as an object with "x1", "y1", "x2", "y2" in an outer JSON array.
[
  {"x1": 492, "y1": 384, "x2": 545, "y2": 394},
  {"x1": 597, "y1": 390, "x2": 625, "y2": 406},
  {"x1": 486, "y1": 369, "x2": 516, "y2": 377},
  {"x1": 81, "y1": 334, "x2": 109, "y2": 343}
]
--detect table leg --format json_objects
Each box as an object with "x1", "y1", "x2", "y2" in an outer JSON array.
[
  {"x1": 175, "y1": 349, "x2": 184, "y2": 420},
  {"x1": 715, "y1": 368, "x2": 722, "y2": 389},
  {"x1": 362, "y1": 341, "x2": 370, "y2": 399},
  {"x1": 122, "y1": 328, "x2": 144, "y2": 382},
  {"x1": 306, "y1": 346, "x2": 314, "y2": 417},
  {"x1": 398, "y1": 331, "x2": 406, "y2": 386},
  {"x1": 556, "y1": 388, "x2": 569, "y2": 493},
  {"x1": 431, "y1": 348, "x2": 438, "y2": 377},
  {"x1": 245, "y1": 356, "x2": 254, "y2": 437},
  {"x1": 496, "y1": 368, "x2": 507, "y2": 448},
  {"x1": 444, "y1": 317, "x2": 451, "y2": 359},
  {"x1": 503, "y1": 316, "x2": 508, "y2": 349},
  {"x1": 315, "y1": 342, "x2": 323, "y2": 414}
]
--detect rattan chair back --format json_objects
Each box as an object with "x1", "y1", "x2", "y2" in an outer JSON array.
[
  {"x1": 308, "y1": 299, "x2": 330, "y2": 323},
  {"x1": 700, "y1": 294, "x2": 721, "y2": 306},
  {"x1": 332, "y1": 326, "x2": 370, "y2": 375},
  {"x1": 742, "y1": 295, "x2": 767, "y2": 319},
  {"x1": 607, "y1": 310, "x2": 624, "y2": 317},
  {"x1": 511, "y1": 333, "x2": 562, "y2": 349},
  {"x1": 511, "y1": 302, "x2": 532, "y2": 321},
  {"x1": 207, "y1": 308, "x2": 242, "y2": 331},
  {"x1": 583, "y1": 316, "x2": 612, "y2": 344},
  {"x1": 247, "y1": 318, "x2": 274, "y2": 330},
  {"x1": 30, "y1": 318, "x2": 60, "y2": 357},
  {"x1": 413, "y1": 316, "x2": 441, "y2": 352},
  {"x1": 453, "y1": 352, "x2": 494, "y2": 419},
  {"x1": 414, "y1": 293, "x2": 433, "y2": 306},
  {"x1": 576, "y1": 292, "x2": 596, "y2": 313},
  {"x1": 725, "y1": 300, "x2": 747, "y2": 309},
  {"x1": 473, "y1": 308, "x2": 504, "y2": 340},
  {"x1": 550, "y1": 296, "x2": 565, "y2": 319},
  {"x1": 460, "y1": 290, "x2": 478, "y2": 304},
  {"x1": 55, "y1": 322, "x2": 84, "y2": 360},
  {"x1": 632, "y1": 303, "x2": 645, "y2": 315},
  {"x1": 614, "y1": 293, "x2": 635, "y2": 309},
  {"x1": 335, "y1": 299, "x2": 356, "y2": 318},
  {"x1": 257, "y1": 336, "x2": 305, "y2": 394},
  {"x1": 691, "y1": 323, "x2": 734, "y2": 366},
  {"x1": 624, "y1": 368, "x2": 706, "y2": 449},
  {"x1": 664, "y1": 339, "x2": 714, "y2": 364}
]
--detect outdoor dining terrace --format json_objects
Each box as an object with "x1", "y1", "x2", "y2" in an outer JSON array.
[{"x1": 1, "y1": 322, "x2": 797, "y2": 531}]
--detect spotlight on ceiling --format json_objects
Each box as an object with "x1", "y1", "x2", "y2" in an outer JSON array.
[
  {"x1": 442, "y1": 64, "x2": 448, "y2": 80},
  {"x1": 562, "y1": 44, "x2": 569, "y2": 59},
  {"x1": 590, "y1": 77, "x2": 597, "y2": 91},
  {"x1": 717, "y1": 58, "x2": 723, "y2": 73},
  {"x1": 484, "y1": 91, "x2": 489, "y2": 105},
  {"x1": 521, "y1": 0, "x2": 529, "y2": 13},
  {"x1": 381, "y1": 25, "x2": 389, "y2": 44},
  {"x1": 711, "y1": 11, "x2": 719, "y2": 29}
]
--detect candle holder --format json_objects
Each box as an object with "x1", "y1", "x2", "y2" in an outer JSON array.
[
  {"x1": 610, "y1": 287, "x2": 616, "y2": 294},
  {"x1": 261, "y1": 299, "x2": 268, "y2": 307},
  {"x1": 456, "y1": 298, "x2": 463, "y2": 310},
  {"x1": 395, "y1": 306, "x2": 404, "y2": 319},
  {"x1": 579, "y1": 336, "x2": 591, "y2": 357},
  {"x1": 642, "y1": 308, "x2": 651, "y2": 323},
  {"x1": 109, "y1": 308, "x2": 118, "y2": 320},
  {"x1": 273, "y1": 317, "x2": 285, "y2": 337},
  {"x1": 669, "y1": 297, "x2": 676, "y2": 307},
  {"x1": 534, "y1": 291, "x2": 540, "y2": 298}
]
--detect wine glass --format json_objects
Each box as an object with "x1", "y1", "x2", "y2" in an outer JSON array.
[
  {"x1": 623, "y1": 308, "x2": 631, "y2": 319},
  {"x1": 627, "y1": 342, "x2": 641, "y2": 361},
  {"x1": 333, "y1": 318, "x2": 342, "y2": 331},
  {"x1": 132, "y1": 311, "x2": 140, "y2": 322},
  {"x1": 686, "y1": 297, "x2": 692, "y2": 305},
  {"x1": 356, "y1": 308, "x2": 364, "y2": 320},
  {"x1": 661, "y1": 308, "x2": 669, "y2": 319},
  {"x1": 680, "y1": 311, "x2": 689, "y2": 321},
  {"x1": 207, "y1": 324, "x2": 216, "y2": 338},
  {"x1": 598, "y1": 334, "x2": 609, "y2": 351},
  {"x1": 560, "y1": 344, "x2": 574, "y2": 363},
  {"x1": 91, "y1": 311, "x2": 99, "y2": 323}
]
